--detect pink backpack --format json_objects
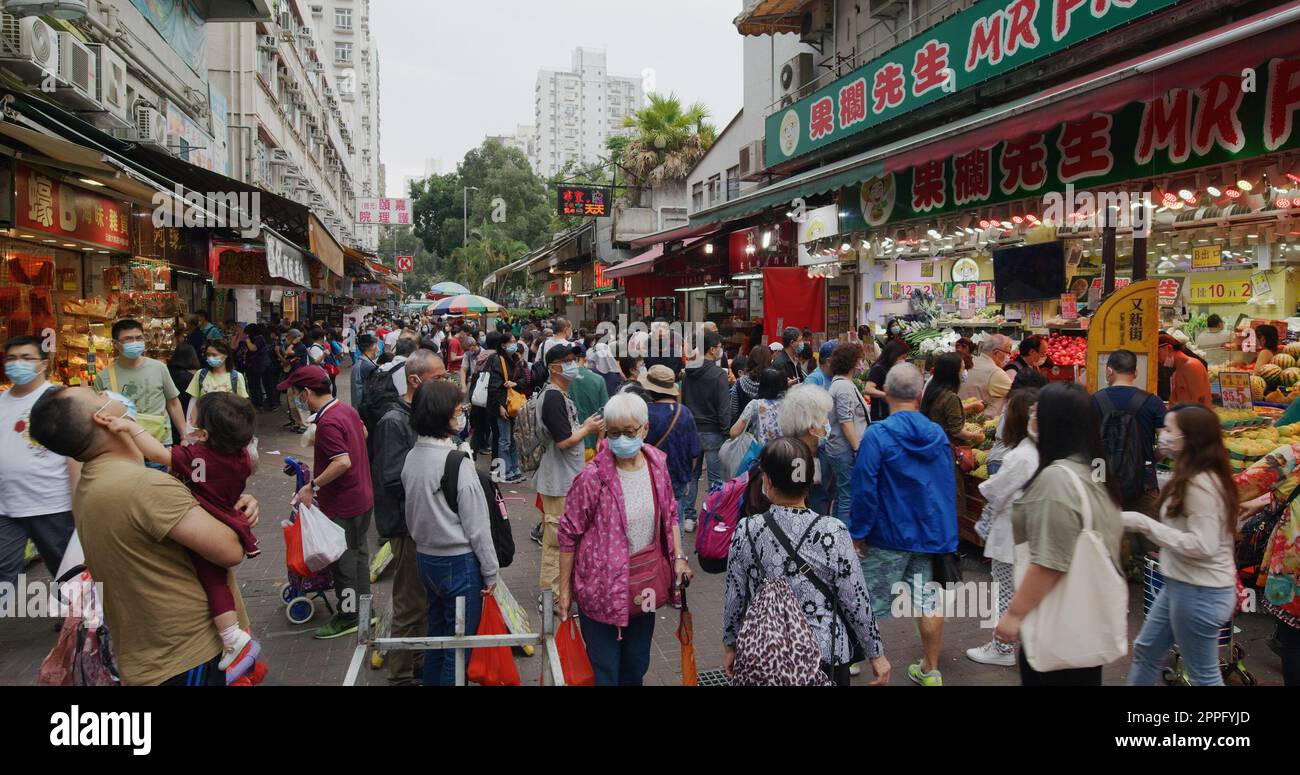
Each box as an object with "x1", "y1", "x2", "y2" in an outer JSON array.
[{"x1": 695, "y1": 471, "x2": 749, "y2": 574}]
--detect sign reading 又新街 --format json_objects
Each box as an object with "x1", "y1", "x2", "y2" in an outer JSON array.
[
  {"x1": 556, "y1": 186, "x2": 610, "y2": 218},
  {"x1": 357, "y1": 198, "x2": 412, "y2": 226},
  {"x1": 1192, "y1": 245, "x2": 1222, "y2": 269},
  {"x1": 15, "y1": 164, "x2": 131, "y2": 251},
  {"x1": 767, "y1": 0, "x2": 1179, "y2": 165},
  {"x1": 1086, "y1": 280, "x2": 1158, "y2": 394},
  {"x1": 838, "y1": 55, "x2": 1300, "y2": 230}
]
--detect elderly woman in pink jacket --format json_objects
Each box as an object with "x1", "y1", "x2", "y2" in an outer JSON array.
[{"x1": 558, "y1": 391, "x2": 692, "y2": 686}]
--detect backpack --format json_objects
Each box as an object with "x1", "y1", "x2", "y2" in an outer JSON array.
[
  {"x1": 513, "y1": 384, "x2": 555, "y2": 474},
  {"x1": 529, "y1": 357, "x2": 549, "y2": 392},
  {"x1": 359, "y1": 362, "x2": 404, "y2": 437},
  {"x1": 695, "y1": 471, "x2": 749, "y2": 574},
  {"x1": 197, "y1": 368, "x2": 240, "y2": 395},
  {"x1": 731, "y1": 515, "x2": 831, "y2": 687},
  {"x1": 1095, "y1": 389, "x2": 1151, "y2": 508},
  {"x1": 441, "y1": 450, "x2": 515, "y2": 568}
]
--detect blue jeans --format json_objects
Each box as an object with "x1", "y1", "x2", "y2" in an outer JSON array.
[
  {"x1": 672, "y1": 478, "x2": 691, "y2": 530},
  {"x1": 579, "y1": 611, "x2": 656, "y2": 686},
  {"x1": 416, "y1": 552, "x2": 484, "y2": 686},
  {"x1": 828, "y1": 448, "x2": 856, "y2": 528},
  {"x1": 1127, "y1": 577, "x2": 1236, "y2": 686},
  {"x1": 807, "y1": 447, "x2": 833, "y2": 515},
  {"x1": 686, "y1": 431, "x2": 726, "y2": 522},
  {"x1": 497, "y1": 416, "x2": 521, "y2": 478}
]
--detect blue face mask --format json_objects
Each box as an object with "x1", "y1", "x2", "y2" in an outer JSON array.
[
  {"x1": 561, "y1": 361, "x2": 580, "y2": 380},
  {"x1": 206, "y1": 356, "x2": 225, "y2": 369},
  {"x1": 609, "y1": 434, "x2": 644, "y2": 459},
  {"x1": 5, "y1": 360, "x2": 39, "y2": 385},
  {"x1": 294, "y1": 395, "x2": 312, "y2": 419},
  {"x1": 505, "y1": 344, "x2": 519, "y2": 354},
  {"x1": 122, "y1": 341, "x2": 146, "y2": 359},
  {"x1": 99, "y1": 390, "x2": 138, "y2": 421}
]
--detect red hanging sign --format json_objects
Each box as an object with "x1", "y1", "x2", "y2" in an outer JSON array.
[{"x1": 15, "y1": 164, "x2": 131, "y2": 252}]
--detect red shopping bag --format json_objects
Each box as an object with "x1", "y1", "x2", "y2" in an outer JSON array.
[
  {"x1": 467, "y1": 596, "x2": 520, "y2": 686},
  {"x1": 556, "y1": 618, "x2": 595, "y2": 686},
  {"x1": 283, "y1": 517, "x2": 312, "y2": 578}
]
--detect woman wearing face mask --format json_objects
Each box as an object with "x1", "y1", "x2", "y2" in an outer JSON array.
[
  {"x1": 863, "y1": 340, "x2": 911, "y2": 423},
  {"x1": 556, "y1": 392, "x2": 691, "y2": 686},
  {"x1": 400, "y1": 380, "x2": 499, "y2": 686},
  {"x1": 775, "y1": 384, "x2": 835, "y2": 515},
  {"x1": 184, "y1": 339, "x2": 249, "y2": 432},
  {"x1": 1125, "y1": 404, "x2": 1239, "y2": 686},
  {"x1": 967, "y1": 388, "x2": 1039, "y2": 666},
  {"x1": 921, "y1": 353, "x2": 985, "y2": 520},
  {"x1": 495, "y1": 333, "x2": 527, "y2": 483},
  {"x1": 882, "y1": 318, "x2": 904, "y2": 347}
]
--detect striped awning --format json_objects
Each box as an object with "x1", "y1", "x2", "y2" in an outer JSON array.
[{"x1": 734, "y1": 0, "x2": 818, "y2": 35}]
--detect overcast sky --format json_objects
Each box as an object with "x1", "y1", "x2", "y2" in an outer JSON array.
[{"x1": 371, "y1": 0, "x2": 745, "y2": 197}]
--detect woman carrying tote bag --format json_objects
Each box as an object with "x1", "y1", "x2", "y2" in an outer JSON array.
[{"x1": 993, "y1": 382, "x2": 1127, "y2": 686}]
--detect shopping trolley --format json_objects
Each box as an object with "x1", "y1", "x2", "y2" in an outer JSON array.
[
  {"x1": 1143, "y1": 553, "x2": 1255, "y2": 686},
  {"x1": 279, "y1": 457, "x2": 336, "y2": 625}
]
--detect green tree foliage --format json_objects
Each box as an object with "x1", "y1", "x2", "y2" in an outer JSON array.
[{"x1": 615, "y1": 93, "x2": 716, "y2": 188}]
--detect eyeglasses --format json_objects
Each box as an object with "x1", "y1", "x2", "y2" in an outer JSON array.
[{"x1": 606, "y1": 424, "x2": 644, "y2": 440}]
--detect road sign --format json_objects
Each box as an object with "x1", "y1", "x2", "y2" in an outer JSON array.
[{"x1": 395, "y1": 255, "x2": 413, "y2": 273}]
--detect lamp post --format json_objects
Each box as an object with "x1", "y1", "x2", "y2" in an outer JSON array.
[{"x1": 463, "y1": 186, "x2": 479, "y2": 247}]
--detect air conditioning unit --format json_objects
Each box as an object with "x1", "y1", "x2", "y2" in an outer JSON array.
[
  {"x1": 0, "y1": 14, "x2": 59, "y2": 80},
  {"x1": 56, "y1": 31, "x2": 95, "y2": 101},
  {"x1": 87, "y1": 43, "x2": 128, "y2": 127},
  {"x1": 309, "y1": 61, "x2": 324, "y2": 72},
  {"x1": 298, "y1": 25, "x2": 312, "y2": 39},
  {"x1": 131, "y1": 104, "x2": 166, "y2": 148},
  {"x1": 322, "y1": 86, "x2": 334, "y2": 98},
  {"x1": 779, "y1": 52, "x2": 815, "y2": 104},
  {"x1": 869, "y1": 0, "x2": 905, "y2": 19},
  {"x1": 800, "y1": 0, "x2": 833, "y2": 45},
  {"x1": 270, "y1": 148, "x2": 291, "y2": 165},
  {"x1": 286, "y1": 82, "x2": 301, "y2": 94},
  {"x1": 258, "y1": 35, "x2": 278, "y2": 51},
  {"x1": 739, "y1": 140, "x2": 765, "y2": 179}
]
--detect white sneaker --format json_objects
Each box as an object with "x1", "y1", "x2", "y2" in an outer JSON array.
[
  {"x1": 848, "y1": 663, "x2": 862, "y2": 677},
  {"x1": 965, "y1": 641, "x2": 1016, "y2": 667},
  {"x1": 684, "y1": 519, "x2": 697, "y2": 533}
]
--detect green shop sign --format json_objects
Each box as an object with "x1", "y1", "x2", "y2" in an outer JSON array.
[
  {"x1": 766, "y1": 0, "x2": 1180, "y2": 166},
  {"x1": 838, "y1": 56, "x2": 1300, "y2": 230}
]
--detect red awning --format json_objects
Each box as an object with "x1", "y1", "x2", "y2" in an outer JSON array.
[
  {"x1": 605, "y1": 243, "x2": 664, "y2": 279},
  {"x1": 628, "y1": 222, "x2": 721, "y2": 250}
]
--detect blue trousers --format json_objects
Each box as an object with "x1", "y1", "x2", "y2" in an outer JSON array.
[
  {"x1": 579, "y1": 611, "x2": 656, "y2": 686},
  {"x1": 416, "y1": 552, "x2": 484, "y2": 686},
  {"x1": 685, "y1": 431, "x2": 726, "y2": 522},
  {"x1": 1127, "y1": 577, "x2": 1236, "y2": 686},
  {"x1": 828, "y1": 448, "x2": 856, "y2": 527}
]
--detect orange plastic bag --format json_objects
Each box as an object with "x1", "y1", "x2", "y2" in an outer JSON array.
[
  {"x1": 283, "y1": 517, "x2": 311, "y2": 578},
  {"x1": 556, "y1": 617, "x2": 595, "y2": 686},
  {"x1": 467, "y1": 596, "x2": 520, "y2": 686}
]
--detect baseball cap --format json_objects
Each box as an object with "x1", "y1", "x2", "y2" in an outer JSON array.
[
  {"x1": 819, "y1": 340, "x2": 839, "y2": 361},
  {"x1": 544, "y1": 342, "x2": 574, "y2": 365},
  {"x1": 277, "y1": 365, "x2": 331, "y2": 392},
  {"x1": 288, "y1": 328, "x2": 303, "y2": 339}
]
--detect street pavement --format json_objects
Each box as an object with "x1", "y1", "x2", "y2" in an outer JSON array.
[{"x1": 0, "y1": 365, "x2": 1288, "y2": 686}]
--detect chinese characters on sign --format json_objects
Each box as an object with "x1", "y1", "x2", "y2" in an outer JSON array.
[
  {"x1": 15, "y1": 164, "x2": 131, "y2": 251},
  {"x1": 357, "y1": 198, "x2": 413, "y2": 226},
  {"x1": 1219, "y1": 371, "x2": 1252, "y2": 410},
  {"x1": 556, "y1": 186, "x2": 611, "y2": 217}
]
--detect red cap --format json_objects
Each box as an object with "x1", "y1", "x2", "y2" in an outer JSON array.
[{"x1": 277, "y1": 365, "x2": 331, "y2": 392}]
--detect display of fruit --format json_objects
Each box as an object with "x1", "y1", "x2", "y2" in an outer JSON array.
[
  {"x1": 972, "y1": 464, "x2": 989, "y2": 480},
  {"x1": 1285, "y1": 342, "x2": 1300, "y2": 359},
  {"x1": 1236, "y1": 426, "x2": 1279, "y2": 442},
  {"x1": 1252, "y1": 375, "x2": 1267, "y2": 400},
  {"x1": 1258, "y1": 364, "x2": 1284, "y2": 385},
  {"x1": 1217, "y1": 407, "x2": 1269, "y2": 427},
  {"x1": 974, "y1": 449, "x2": 989, "y2": 466},
  {"x1": 1267, "y1": 389, "x2": 1288, "y2": 403},
  {"x1": 1045, "y1": 333, "x2": 1087, "y2": 367},
  {"x1": 1282, "y1": 368, "x2": 1300, "y2": 387},
  {"x1": 1274, "y1": 354, "x2": 1297, "y2": 370},
  {"x1": 1225, "y1": 438, "x2": 1278, "y2": 458}
]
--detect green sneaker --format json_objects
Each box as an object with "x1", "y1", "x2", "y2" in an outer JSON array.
[
  {"x1": 312, "y1": 615, "x2": 377, "y2": 640},
  {"x1": 907, "y1": 662, "x2": 943, "y2": 686}
]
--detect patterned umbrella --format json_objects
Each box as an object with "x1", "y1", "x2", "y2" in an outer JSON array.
[
  {"x1": 431, "y1": 294, "x2": 501, "y2": 315},
  {"x1": 430, "y1": 281, "x2": 471, "y2": 296}
]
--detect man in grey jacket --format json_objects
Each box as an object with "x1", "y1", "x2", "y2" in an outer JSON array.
[
  {"x1": 373, "y1": 348, "x2": 446, "y2": 685},
  {"x1": 680, "y1": 331, "x2": 731, "y2": 532}
]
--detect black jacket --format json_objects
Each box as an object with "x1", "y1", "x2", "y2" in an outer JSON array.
[
  {"x1": 681, "y1": 360, "x2": 731, "y2": 435},
  {"x1": 372, "y1": 400, "x2": 416, "y2": 539}
]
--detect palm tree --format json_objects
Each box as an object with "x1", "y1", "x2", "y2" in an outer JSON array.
[{"x1": 614, "y1": 93, "x2": 717, "y2": 202}]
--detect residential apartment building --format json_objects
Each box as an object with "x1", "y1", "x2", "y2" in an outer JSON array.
[
  {"x1": 310, "y1": 0, "x2": 381, "y2": 250},
  {"x1": 208, "y1": 0, "x2": 368, "y2": 249},
  {"x1": 489, "y1": 123, "x2": 536, "y2": 162},
  {"x1": 532, "y1": 47, "x2": 642, "y2": 179}
]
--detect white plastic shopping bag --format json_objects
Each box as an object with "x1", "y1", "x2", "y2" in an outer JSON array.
[{"x1": 298, "y1": 503, "x2": 348, "y2": 572}]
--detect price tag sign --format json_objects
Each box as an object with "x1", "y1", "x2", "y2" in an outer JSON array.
[
  {"x1": 1060, "y1": 293, "x2": 1078, "y2": 320},
  {"x1": 1192, "y1": 245, "x2": 1222, "y2": 268},
  {"x1": 1189, "y1": 277, "x2": 1253, "y2": 305},
  {"x1": 974, "y1": 284, "x2": 988, "y2": 308},
  {"x1": 1219, "y1": 371, "x2": 1253, "y2": 409},
  {"x1": 1028, "y1": 302, "x2": 1044, "y2": 328}
]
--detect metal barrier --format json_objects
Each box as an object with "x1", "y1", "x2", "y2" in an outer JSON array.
[{"x1": 342, "y1": 590, "x2": 566, "y2": 686}]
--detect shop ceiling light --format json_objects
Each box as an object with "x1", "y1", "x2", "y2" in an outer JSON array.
[
  {"x1": 1012, "y1": 215, "x2": 1024, "y2": 224},
  {"x1": 78, "y1": 178, "x2": 104, "y2": 187},
  {"x1": 1162, "y1": 192, "x2": 1179, "y2": 206},
  {"x1": 1225, "y1": 188, "x2": 1242, "y2": 199},
  {"x1": 1237, "y1": 179, "x2": 1254, "y2": 192},
  {"x1": 1287, "y1": 172, "x2": 1300, "y2": 184},
  {"x1": 978, "y1": 219, "x2": 991, "y2": 229},
  {"x1": 999, "y1": 221, "x2": 1012, "y2": 229},
  {"x1": 761, "y1": 231, "x2": 772, "y2": 248},
  {"x1": 1178, "y1": 189, "x2": 1195, "y2": 201},
  {"x1": 704, "y1": 243, "x2": 714, "y2": 254},
  {"x1": 1206, "y1": 185, "x2": 1222, "y2": 197},
  {"x1": 927, "y1": 229, "x2": 942, "y2": 240},
  {"x1": 732, "y1": 272, "x2": 762, "y2": 281},
  {"x1": 1278, "y1": 197, "x2": 1294, "y2": 209}
]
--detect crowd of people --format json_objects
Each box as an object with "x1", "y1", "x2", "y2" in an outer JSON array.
[{"x1": 3, "y1": 307, "x2": 1297, "y2": 688}]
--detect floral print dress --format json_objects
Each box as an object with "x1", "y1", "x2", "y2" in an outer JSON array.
[{"x1": 1234, "y1": 444, "x2": 1300, "y2": 630}]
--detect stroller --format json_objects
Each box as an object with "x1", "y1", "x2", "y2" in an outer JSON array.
[
  {"x1": 279, "y1": 457, "x2": 336, "y2": 625},
  {"x1": 1143, "y1": 553, "x2": 1256, "y2": 686}
]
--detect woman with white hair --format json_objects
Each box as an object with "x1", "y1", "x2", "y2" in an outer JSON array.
[
  {"x1": 778, "y1": 384, "x2": 835, "y2": 514},
  {"x1": 557, "y1": 391, "x2": 692, "y2": 686}
]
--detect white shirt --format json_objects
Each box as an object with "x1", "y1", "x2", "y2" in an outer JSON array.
[
  {"x1": 0, "y1": 382, "x2": 72, "y2": 517},
  {"x1": 384, "y1": 329, "x2": 401, "y2": 350},
  {"x1": 618, "y1": 463, "x2": 655, "y2": 553}
]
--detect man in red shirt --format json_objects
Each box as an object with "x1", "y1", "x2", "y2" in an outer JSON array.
[
  {"x1": 1159, "y1": 333, "x2": 1212, "y2": 407},
  {"x1": 447, "y1": 328, "x2": 465, "y2": 386},
  {"x1": 280, "y1": 366, "x2": 375, "y2": 639}
]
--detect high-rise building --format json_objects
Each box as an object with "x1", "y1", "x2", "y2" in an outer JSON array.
[
  {"x1": 488, "y1": 124, "x2": 536, "y2": 161},
  {"x1": 532, "y1": 47, "x2": 642, "y2": 179}
]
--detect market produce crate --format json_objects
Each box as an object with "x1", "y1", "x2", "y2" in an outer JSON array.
[{"x1": 1042, "y1": 364, "x2": 1081, "y2": 382}]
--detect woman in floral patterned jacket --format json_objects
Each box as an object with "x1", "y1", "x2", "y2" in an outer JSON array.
[
  {"x1": 557, "y1": 392, "x2": 691, "y2": 686},
  {"x1": 1235, "y1": 444, "x2": 1300, "y2": 685}
]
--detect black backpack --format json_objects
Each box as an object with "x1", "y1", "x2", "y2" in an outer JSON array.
[
  {"x1": 359, "y1": 362, "x2": 403, "y2": 437},
  {"x1": 440, "y1": 450, "x2": 515, "y2": 568},
  {"x1": 1095, "y1": 389, "x2": 1151, "y2": 508}
]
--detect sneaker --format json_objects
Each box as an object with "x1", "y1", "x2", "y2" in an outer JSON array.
[
  {"x1": 684, "y1": 519, "x2": 697, "y2": 533},
  {"x1": 312, "y1": 615, "x2": 359, "y2": 640},
  {"x1": 530, "y1": 522, "x2": 544, "y2": 546},
  {"x1": 219, "y1": 629, "x2": 261, "y2": 681},
  {"x1": 849, "y1": 663, "x2": 862, "y2": 677},
  {"x1": 965, "y1": 641, "x2": 1016, "y2": 667},
  {"x1": 907, "y1": 661, "x2": 943, "y2": 686}
]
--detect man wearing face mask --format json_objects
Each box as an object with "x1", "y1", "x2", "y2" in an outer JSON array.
[
  {"x1": 1159, "y1": 333, "x2": 1212, "y2": 407},
  {"x1": 958, "y1": 334, "x2": 1014, "y2": 419},
  {"x1": 280, "y1": 365, "x2": 375, "y2": 640},
  {"x1": 536, "y1": 343, "x2": 604, "y2": 607},
  {"x1": 0, "y1": 336, "x2": 79, "y2": 596},
  {"x1": 95, "y1": 319, "x2": 190, "y2": 459},
  {"x1": 771, "y1": 326, "x2": 807, "y2": 385}
]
